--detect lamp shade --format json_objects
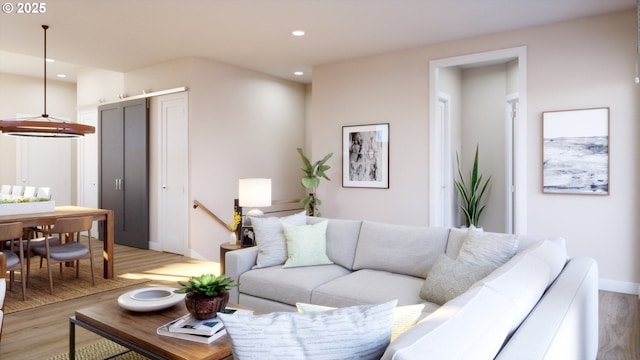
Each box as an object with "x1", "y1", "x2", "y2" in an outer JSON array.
[{"x1": 239, "y1": 178, "x2": 272, "y2": 207}]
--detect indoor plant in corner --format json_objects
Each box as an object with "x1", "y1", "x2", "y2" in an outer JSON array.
[
  {"x1": 174, "y1": 274, "x2": 237, "y2": 320},
  {"x1": 297, "y1": 147, "x2": 333, "y2": 216},
  {"x1": 454, "y1": 144, "x2": 492, "y2": 228}
]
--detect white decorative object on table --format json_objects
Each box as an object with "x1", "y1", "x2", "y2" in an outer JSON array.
[
  {"x1": 117, "y1": 287, "x2": 185, "y2": 312},
  {"x1": 0, "y1": 200, "x2": 55, "y2": 216}
]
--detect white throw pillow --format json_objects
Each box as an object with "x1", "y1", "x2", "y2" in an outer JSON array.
[
  {"x1": 456, "y1": 227, "x2": 518, "y2": 268},
  {"x1": 296, "y1": 302, "x2": 427, "y2": 342},
  {"x1": 419, "y1": 254, "x2": 494, "y2": 305},
  {"x1": 219, "y1": 300, "x2": 397, "y2": 360},
  {"x1": 250, "y1": 211, "x2": 306, "y2": 268},
  {"x1": 282, "y1": 220, "x2": 334, "y2": 268}
]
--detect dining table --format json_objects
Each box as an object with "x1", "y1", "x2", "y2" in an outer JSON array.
[{"x1": 0, "y1": 206, "x2": 115, "y2": 279}]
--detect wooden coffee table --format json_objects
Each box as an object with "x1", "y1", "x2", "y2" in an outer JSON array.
[{"x1": 70, "y1": 301, "x2": 240, "y2": 360}]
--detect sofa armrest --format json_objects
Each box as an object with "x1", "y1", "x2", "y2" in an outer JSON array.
[
  {"x1": 225, "y1": 247, "x2": 258, "y2": 303},
  {"x1": 495, "y1": 257, "x2": 599, "y2": 360}
]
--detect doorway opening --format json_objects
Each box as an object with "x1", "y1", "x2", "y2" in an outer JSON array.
[{"x1": 429, "y1": 47, "x2": 527, "y2": 234}]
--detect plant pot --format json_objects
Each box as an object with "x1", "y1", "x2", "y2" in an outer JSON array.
[{"x1": 184, "y1": 291, "x2": 230, "y2": 320}]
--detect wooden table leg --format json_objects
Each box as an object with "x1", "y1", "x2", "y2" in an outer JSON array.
[{"x1": 103, "y1": 210, "x2": 115, "y2": 279}]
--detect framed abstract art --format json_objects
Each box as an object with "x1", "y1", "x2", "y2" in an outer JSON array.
[
  {"x1": 342, "y1": 123, "x2": 389, "y2": 188},
  {"x1": 542, "y1": 107, "x2": 609, "y2": 195}
]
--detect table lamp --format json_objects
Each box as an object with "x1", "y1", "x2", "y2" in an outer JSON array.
[{"x1": 238, "y1": 178, "x2": 272, "y2": 217}]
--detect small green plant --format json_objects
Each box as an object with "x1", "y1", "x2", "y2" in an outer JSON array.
[
  {"x1": 297, "y1": 148, "x2": 333, "y2": 216},
  {"x1": 454, "y1": 144, "x2": 491, "y2": 227},
  {"x1": 174, "y1": 274, "x2": 236, "y2": 297},
  {"x1": 0, "y1": 197, "x2": 50, "y2": 204}
]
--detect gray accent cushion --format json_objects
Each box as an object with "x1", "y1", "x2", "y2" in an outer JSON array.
[
  {"x1": 312, "y1": 269, "x2": 425, "y2": 307},
  {"x1": 307, "y1": 217, "x2": 362, "y2": 270},
  {"x1": 250, "y1": 211, "x2": 306, "y2": 268},
  {"x1": 239, "y1": 264, "x2": 350, "y2": 305},
  {"x1": 219, "y1": 300, "x2": 396, "y2": 360},
  {"x1": 457, "y1": 228, "x2": 518, "y2": 268},
  {"x1": 419, "y1": 254, "x2": 494, "y2": 305},
  {"x1": 352, "y1": 221, "x2": 449, "y2": 278}
]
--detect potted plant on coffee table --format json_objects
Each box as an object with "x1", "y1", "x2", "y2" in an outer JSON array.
[{"x1": 174, "y1": 274, "x2": 237, "y2": 320}]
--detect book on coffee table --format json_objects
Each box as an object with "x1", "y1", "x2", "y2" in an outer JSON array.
[
  {"x1": 169, "y1": 313, "x2": 224, "y2": 336},
  {"x1": 157, "y1": 317, "x2": 227, "y2": 344}
]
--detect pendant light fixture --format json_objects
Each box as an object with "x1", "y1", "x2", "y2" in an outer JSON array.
[{"x1": 0, "y1": 25, "x2": 95, "y2": 138}]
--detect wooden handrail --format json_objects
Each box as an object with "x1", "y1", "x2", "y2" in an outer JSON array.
[{"x1": 193, "y1": 200, "x2": 228, "y2": 229}]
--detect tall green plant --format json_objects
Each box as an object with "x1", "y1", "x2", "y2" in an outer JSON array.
[
  {"x1": 297, "y1": 148, "x2": 333, "y2": 216},
  {"x1": 454, "y1": 145, "x2": 491, "y2": 227}
]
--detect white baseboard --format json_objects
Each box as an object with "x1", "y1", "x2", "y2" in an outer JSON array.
[{"x1": 599, "y1": 278, "x2": 640, "y2": 296}]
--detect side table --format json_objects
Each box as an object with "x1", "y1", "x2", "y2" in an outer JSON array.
[{"x1": 220, "y1": 243, "x2": 242, "y2": 274}]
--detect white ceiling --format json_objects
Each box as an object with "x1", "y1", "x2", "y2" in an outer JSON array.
[{"x1": 0, "y1": 0, "x2": 635, "y2": 84}]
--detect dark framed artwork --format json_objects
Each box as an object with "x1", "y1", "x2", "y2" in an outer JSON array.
[
  {"x1": 542, "y1": 107, "x2": 609, "y2": 195},
  {"x1": 342, "y1": 123, "x2": 389, "y2": 188},
  {"x1": 241, "y1": 226, "x2": 255, "y2": 247}
]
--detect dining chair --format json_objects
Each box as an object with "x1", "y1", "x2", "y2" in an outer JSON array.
[
  {"x1": 22, "y1": 186, "x2": 36, "y2": 199},
  {"x1": 10, "y1": 185, "x2": 24, "y2": 199},
  {"x1": 32, "y1": 216, "x2": 95, "y2": 295},
  {"x1": 35, "y1": 187, "x2": 50, "y2": 200},
  {"x1": 0, "y1": 252, "x2": 6, "y2": 343},
  {"x1": 0, "y1": 185, "x2": 10, "y2": 200},
  {"x1": 0, "y1": 222, "x2": 26, "y2": 301}
]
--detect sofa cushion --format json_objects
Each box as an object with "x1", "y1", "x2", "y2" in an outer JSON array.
[
  {"x1": 250, "y1": 211, "x2": 306, "y2": 268},
  {"x1": 307, "y1": 217, "x2": 362, "y2": 270},
  {"x1": 353, "y1": 221, "x2": 449, "y2": 278},
  {"x1": 282, "y1": 221, "x2": 333, "y2": 268},
  {"x1": 239, "y1": 264, "x2": 350, "y2": 305},
  {"x1": 521, "y1": 239, "x2": 567, "y2": 285},
  {"x1": 311, "y1": 269, "x2": 427, "y2": 307},
  {"x1": 419, "y1": 254, "x2": 494, "y2": 305},
  {"x1": 474, "y1": 250, "x2": 552, "y2": 335},
  {"x1": 219, "y1": 300, "x2": 396, "y2": 360},
  {"x1": 296, "y1": 302, "x2": 432, "y2": 342},
  {"x1": 381, "y1": 286, "x2": 516, "y2": 360},
  {"x1": 457, "y1": 227, "x2": 518, "y2": 268}
]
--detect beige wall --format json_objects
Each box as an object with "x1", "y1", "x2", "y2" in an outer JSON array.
[
  {"x1": 311, "y1": 10, "x2": 640, "y2": 293},
  {"x1": 77, "y1": 57, "x2": 306, "y2": 261},
  {"x1": 0, "y1": 73, "x2": 77, "y2": 193}
]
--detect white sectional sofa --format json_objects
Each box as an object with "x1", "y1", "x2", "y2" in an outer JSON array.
[{"x1": 225, "y1": 215, "x2": 598, "y2": 359}]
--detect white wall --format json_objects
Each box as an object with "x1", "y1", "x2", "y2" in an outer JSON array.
[
  {"x1": 77, "y1": 57, "x2": 306, "y2": 262},
  {"x1": 187, "y1": 57, "x2": 305, "y2": 260},
  {"x1": 0, "y1": 72, "x2": 77, "y2": 196},
  {"x1": 311, "y1": 10, "x2": 640, "y2": 293},
  {"x1": 461, "y1": 64, "x2": 508, "y2": 232}
]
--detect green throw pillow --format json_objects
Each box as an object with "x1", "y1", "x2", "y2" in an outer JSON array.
[{"x1": 282, "y1": 220, "x2": 334, "y2": 268}]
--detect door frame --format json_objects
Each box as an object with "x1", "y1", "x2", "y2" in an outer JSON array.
[{"x1": 429, "y1": 46, "x2": 527, "y2": 234}]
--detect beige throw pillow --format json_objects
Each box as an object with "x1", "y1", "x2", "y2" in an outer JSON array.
[
  {"x1": 456, "y1": 228, "x2": 518, "y2": 268},
  {"x1": 419, "y1": 254, "x2": 494, "y2": 305}
]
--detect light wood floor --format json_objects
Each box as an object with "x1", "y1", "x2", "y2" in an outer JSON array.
[{"x1": 1, "y1": 244, "x2": 638, "y2": 359}]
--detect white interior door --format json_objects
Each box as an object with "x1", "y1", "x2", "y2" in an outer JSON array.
[
  {"x1": 78, "y1": 109, "x2": 99, "y2": 237},
  {"x1": 150, "y1": 92, "x2": 189, "y2": 255},
  {"x1": 16, "y1": 114, "x2": 71, "y2": 205}
]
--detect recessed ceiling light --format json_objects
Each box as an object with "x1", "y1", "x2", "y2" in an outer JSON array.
[
  {"x1": 57, "y1": 74, "x2": 66, "y2": 78},
  {"x1": 291, "y1": 30, "x2": 305, "y2": 37},
  {"x1": 294, "y1": 71, "x2": 304, "y2": 76}
]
